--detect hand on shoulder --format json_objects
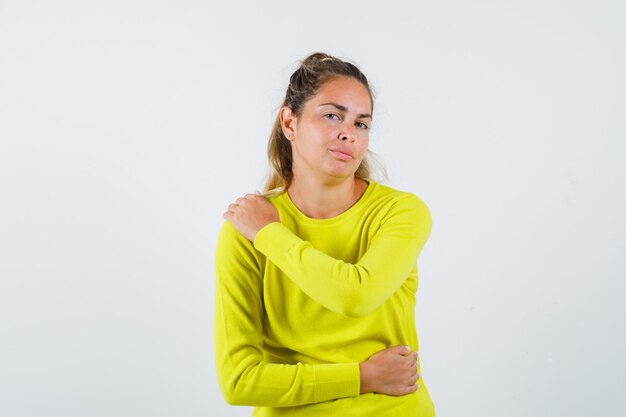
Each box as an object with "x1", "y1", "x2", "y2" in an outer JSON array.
[{"x1": 223, "y1": 193, "x2": 280, "y2": 242}]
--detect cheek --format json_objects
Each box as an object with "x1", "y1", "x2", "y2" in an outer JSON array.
[
  {"x1": 353, "y1": 145, "x2": 368, "y2": 164},
  {"x1": 358, "y1": 136, "x2": 370, "y2": 154}
]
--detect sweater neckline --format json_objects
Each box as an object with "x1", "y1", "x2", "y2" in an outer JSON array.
[{"x1": 280, "y1": 181, "x2": 376, "y2": 225}]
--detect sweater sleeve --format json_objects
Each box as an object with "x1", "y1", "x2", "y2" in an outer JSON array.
[
  {"x1": 214, "y1": 222, "x2": 360, "y2": 407},
  {"x1": 253, "y1": 194, "x2": 432, "y2": 318}
]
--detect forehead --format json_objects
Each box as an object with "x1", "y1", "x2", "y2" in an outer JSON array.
[{"x1": 308, "y1": 76, "x2": 372, "y2": 113}]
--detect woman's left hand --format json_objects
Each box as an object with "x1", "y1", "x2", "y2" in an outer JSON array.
[{"x1": 223, "y1": 194, "x2": 280, "y2": 242}]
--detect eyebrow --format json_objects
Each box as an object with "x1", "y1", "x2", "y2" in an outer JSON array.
[{"x1": 318, "y1": 102, "x2": 372, "y2": 119}]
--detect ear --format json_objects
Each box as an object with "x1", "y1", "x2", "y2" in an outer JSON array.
[{"x1": 279, "y1": 106, "x2": 297, "y2": 141}]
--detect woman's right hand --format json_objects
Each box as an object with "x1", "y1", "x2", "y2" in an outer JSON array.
[{"x1": 359, "y1": 345, "x2": 419, "y2": 396}]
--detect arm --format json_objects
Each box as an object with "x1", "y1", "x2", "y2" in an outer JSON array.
[
  {"x1": 253, "y1": 194, "x2": 431, "y2": 318},
  {"x1": 214, "y1": 221, "x2": 358, "y2": 406},
  {"x1": 215, "y1": 222, "x2": 420, "y2": 406}
]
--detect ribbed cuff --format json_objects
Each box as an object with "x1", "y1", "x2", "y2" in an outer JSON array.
[
  {"x1": 312, "y1": 362, "x2": 360, "y2": 403},
  {"x1": 254, "y1": 222, "x2": 297, "y2": 256}
]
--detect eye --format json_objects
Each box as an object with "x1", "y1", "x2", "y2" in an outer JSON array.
[
  {"x1": 324, "y1": 113, "x2": 340, "y2": 121},
  {"x1": 355, "y1": 121, "x2": 369, "y2": 129}
]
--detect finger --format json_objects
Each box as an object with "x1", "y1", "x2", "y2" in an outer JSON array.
[
  {"x1": 228, "y1": 203, "x2": 238, "y2": 212},
  {"x1": 386, "y1": 345, "x2": 410, "y2": 355},
  {"x1": 405, "y1": 351, "x2": 417, "y2": 364},
  {"x1": 396, "y1": 385, "x2": 416, "y2": 396},
  {"x1": 244, "y1": 193, "x2": 263, "y2": 201}
]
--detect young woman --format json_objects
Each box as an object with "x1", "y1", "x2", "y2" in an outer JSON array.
[{"x1": 215, "y1": 52, "x2": 435, "y2": 416}]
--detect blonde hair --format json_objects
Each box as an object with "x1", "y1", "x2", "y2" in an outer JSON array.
[{"x1": 263, "y1": 52, "x2": 379, "y2": 195}]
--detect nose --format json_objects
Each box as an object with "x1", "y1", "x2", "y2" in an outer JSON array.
[{"x1": 338, "y1": 124, "x2": 356, "y2": 142}]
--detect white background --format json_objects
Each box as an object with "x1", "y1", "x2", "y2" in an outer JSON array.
[{"x1": 1, "y1": 1, "x2": 625, "y2": 416}]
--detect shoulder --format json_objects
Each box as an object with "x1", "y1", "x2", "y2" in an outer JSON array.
[
  {"x1": 265, "y1": 192, "x2": 284, "y2": 208},
  {"x1": 216, "y1": 220, "x2": 256, "y2": 250},
  {"x1": 367, "y1": 182, "x2": 431, "y2": 221}
]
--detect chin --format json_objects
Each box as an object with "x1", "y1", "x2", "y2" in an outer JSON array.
[
  {"x1": 321, "y1": 160, "x2": 360, "y2": 179},
  {"x1": 325, "y1": 168, "x2": 358, "y2": 181}
]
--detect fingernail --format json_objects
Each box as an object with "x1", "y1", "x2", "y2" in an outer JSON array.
[{"x1": 405, "y1": 345, "x2": 411, "y2": 351}]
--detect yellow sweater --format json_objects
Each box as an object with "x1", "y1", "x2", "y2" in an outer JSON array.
[{"x1": 214, "y1": 181, "x2": 435, "y2": 416}]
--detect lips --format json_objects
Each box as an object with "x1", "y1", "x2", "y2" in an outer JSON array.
[{"x1": 329, "y1": 148, "x2": 354, "y2": 160}]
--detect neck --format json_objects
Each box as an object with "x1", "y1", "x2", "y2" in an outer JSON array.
[{"x1": 288, "y1": 175, "x2": 368, "y2": 219}]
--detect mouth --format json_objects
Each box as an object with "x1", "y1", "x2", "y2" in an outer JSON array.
[{"x1": 329, "y1": 149, "x2": 354, "y2": 161}]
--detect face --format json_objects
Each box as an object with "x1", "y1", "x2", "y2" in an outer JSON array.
[{"x1": 282, "y1": 76, "x2": 372, "y2": 182}]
